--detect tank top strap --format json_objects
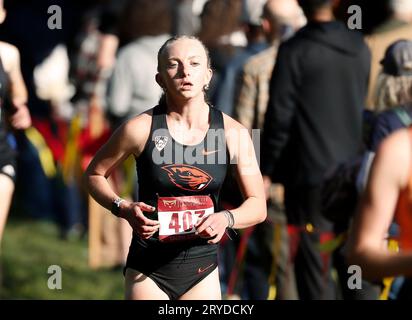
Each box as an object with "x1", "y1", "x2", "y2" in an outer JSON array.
[
  {"x1": 0, "y1": 55, "x2": 8, "y2": 106},
  {"x1": 0, "y1": 55, "x2": 8, "y2": 123},
  {"x1": 150, "y1": 102, "x2": 168, "y2": 132},
  {"x1": 206, "y1": 105, "x2": 226, "y2": 152},
  {"x1": 209, "y1": 105, "x2": 224, "y2": 131}
]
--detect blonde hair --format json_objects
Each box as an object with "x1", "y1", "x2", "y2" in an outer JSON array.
[
  {"x1": 373, "y1": 73, "x2": 412, "y2": 111},
  {"x1": 157, "y1": 35, "x2": 211, "y2": 72}
]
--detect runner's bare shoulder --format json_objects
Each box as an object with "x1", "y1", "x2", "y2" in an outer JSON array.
[
  {"x1": 0, "y1": 41, "x2": 20, "y2": 72},
  {"x1": 121, "y1": 108, "x2": 155, "y2": 156},
  {"x1": 221, "y1": 113, "x2": 250, "y2": 160}
]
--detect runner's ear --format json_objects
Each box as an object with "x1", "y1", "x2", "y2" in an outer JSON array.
[{"x1": 156, "y1": 73, "x2": 165, "y2": 90}]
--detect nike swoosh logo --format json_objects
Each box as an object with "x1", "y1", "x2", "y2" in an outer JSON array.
[
  {"x1": 197, "y1": 263, "x2": 215, "y2": 274},
  {"x1": 202, "y1": 149, "x2": 219, "y2": 156}
]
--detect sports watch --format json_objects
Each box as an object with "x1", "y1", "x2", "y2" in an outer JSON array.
[{"x1": 111, "y1": 197, "x2": 125, "y2": 217}]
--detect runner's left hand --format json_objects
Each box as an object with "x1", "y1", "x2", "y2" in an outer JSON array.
[{"x1": 195, "y1": 211, "x2": 229, "y2": 244}]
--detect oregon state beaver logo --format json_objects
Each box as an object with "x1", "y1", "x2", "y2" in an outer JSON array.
[{"x1": 161, "y1": 164, "x2": 213, "y2": 191}]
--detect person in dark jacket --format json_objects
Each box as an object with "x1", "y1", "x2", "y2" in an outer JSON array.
[{"x1": 261, "y1": 0, "x2": 370, "y2": 299}]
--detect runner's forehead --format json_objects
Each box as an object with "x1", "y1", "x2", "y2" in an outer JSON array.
[{"x1": 163, "y1": 39, "x2": 207, "y2": 61}]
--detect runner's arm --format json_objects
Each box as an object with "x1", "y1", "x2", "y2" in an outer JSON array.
[
  {"x1": 225, "y1": 115, "x2": 267, "y2": 229},
  {"x1": 347, "y1": 129, "x2": 412, "y2": 279},
  {"x1": 84, "y1": 112, "x2": 151, "y2": 212}
]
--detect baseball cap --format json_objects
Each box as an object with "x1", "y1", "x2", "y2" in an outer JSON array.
[{"x1": 381, "y1": 39, "x2": 412, "y2": 76}]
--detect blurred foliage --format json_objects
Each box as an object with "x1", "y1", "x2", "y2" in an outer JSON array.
[{"x1": 0, "y1": 218, "x2": 123, "y2": 299}]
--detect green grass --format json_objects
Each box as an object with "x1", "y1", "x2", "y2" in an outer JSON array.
[{"x1": 0, "y1": 218, "x2": 124, "y2": 299}]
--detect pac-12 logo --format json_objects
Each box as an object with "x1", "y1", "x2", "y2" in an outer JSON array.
[
  {"x1": 154, "y1": 136, "x2": 168, "y2": 151},
  {"x1": 161, "y1": 164, "x2": 213, "y2": 191}
]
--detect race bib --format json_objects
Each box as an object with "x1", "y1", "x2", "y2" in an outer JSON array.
[{"x1": 157, "y1": 195, "x2": 214, "y2": 242}]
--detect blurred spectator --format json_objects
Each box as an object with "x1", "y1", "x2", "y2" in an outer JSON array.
[
  {"x1": 0, "y1": 0, "x2": 81, "y2": 118},
  {"x1": 106, "y1": 0, "x2": 171, "y2": 126},
  {"x1": 370, "y1": 40, "x2": 412, "y2": 150},
  {"x1": 0, "y1": 0, "x2": 31, "y2": 247},
  {"x1": 197, "y1": 0, "x2": 245, "y2": 104},
  {"x1": 235, "y1": 0, "x2": 305, "y2": 130},
  {"x1": 373, "y1": 38, "x2": 412, "y2": 111},
  {"x1": 34, "y1": 44, "x2": 75, "y2": 120},
  {"x1": 347, "y1": 126, "x2": 412, "y2": 299},
  {"x1": 365, "y1": 0, "x2": 412, "y2": 109},
  {"x1": 0, "y1": 1, "x2": 92, "y2": 240},
  {"x1": 214, "y1": 0, "x2": 268, "y2": 117},
  {"x1": 234, "y1": 0, "x2": 305, "y2": 300},
  {"x1": 363, "y1": 39, "x2": 412, "y2": 299},
  {"x1": 172, "y1": 0, "x2": 201, "y2": 36},
  {"x1": 261, "y1": 0, "x2": 370, "y2": 299}
]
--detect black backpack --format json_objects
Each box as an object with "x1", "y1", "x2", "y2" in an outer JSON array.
[
  {"x1": 321, "y1": 152, "x2": 373, "y2": 226},
  {"x1": 321, "y1": 107, "x2": 412, "y2": 226}
]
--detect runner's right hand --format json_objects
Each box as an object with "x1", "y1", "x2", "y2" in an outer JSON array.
[{"x1": 119, "y1": 202, "x2": 159, "y2": 239}]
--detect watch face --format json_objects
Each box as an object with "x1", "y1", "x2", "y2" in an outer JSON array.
[
  {"x1": 111, "y1": 199, "x2": 123, "y2": 216},
  {"x1": 114, "y1": 198, "x2": 124, "y2": 207}
]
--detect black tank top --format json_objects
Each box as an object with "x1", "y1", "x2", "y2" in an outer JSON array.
[
  {"x1": 132, "y1": 102, "x2": 229, "y2": 256},
  {"x1": 0, "y1": 55, "x2": 14, "y2": 162}
]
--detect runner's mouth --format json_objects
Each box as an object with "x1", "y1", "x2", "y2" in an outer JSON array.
[{"x1": 181, "y1": 82, "x2": 193, "y2": 89}]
